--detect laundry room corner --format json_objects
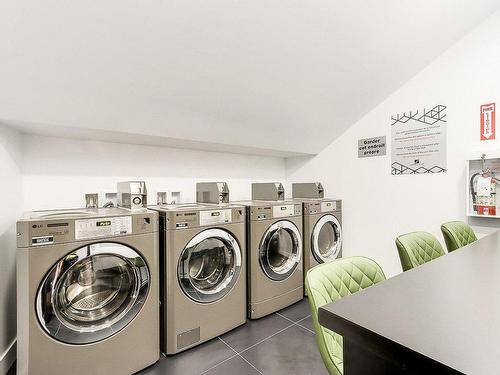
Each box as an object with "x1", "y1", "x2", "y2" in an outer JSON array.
[
  {"x1": 285, "y1": 9, "x2": 500, "y2": 278},
  {"x1": 0, "y1": 124, "x2": 23, "y2": 375}
]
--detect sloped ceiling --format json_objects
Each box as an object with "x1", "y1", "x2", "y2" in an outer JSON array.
[{"x1": 1, "y1": 0, "x2": 499, "y2": 156}]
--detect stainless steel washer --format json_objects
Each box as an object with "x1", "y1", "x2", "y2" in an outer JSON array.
[
  {"x1": 236, "y1": 200, "x2": 304, "y2": 319},
  {"x1": 149, "y1": 203, "x2": 247, "y2": 355},
  {"x1": 16, "y1": 208, "x2": 159, "y2": 375},
  {"x1": 300, "y1": 199, "x2": 343, "y2": 292}
]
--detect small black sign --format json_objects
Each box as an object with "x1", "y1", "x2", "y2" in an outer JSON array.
[
  {"x1": 96, "y1": 220, "x2": 112, "y2": 227},
  {"x1": 31, "y1": 236, "x2": 54, "y2": 246}
]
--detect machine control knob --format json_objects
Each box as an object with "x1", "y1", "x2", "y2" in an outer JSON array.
[{"x1": 132, "y1": 197, "x2": 142, "y2": 205}]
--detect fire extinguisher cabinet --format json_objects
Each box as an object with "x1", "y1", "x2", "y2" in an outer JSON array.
[{"x1": 467, "y1": 156, "x2": 500, "y2": 218}]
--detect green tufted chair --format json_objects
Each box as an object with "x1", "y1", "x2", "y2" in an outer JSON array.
[
  {"x1": 440, "y1": 221, "x2": 477, "y2": 252},
  {"x1": 305, "y1": 256, "x2": 386, "y2": 375},
  {"x1": 395, "y1": 231, "x2": 446, "y2": 271}
]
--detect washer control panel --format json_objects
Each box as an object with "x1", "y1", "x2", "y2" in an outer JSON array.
[
  {"x1": 17, "y1": 211, "x2": 158, "y2": 248},
  {"x1": 165, "y1": 207, "x2": 245, "y2": 230},
  {"x1": 253, "y1": 206, "x2": 272, "y2": 220},
  {"x1": 304, "y1": 200, "x2": 342, "y2": 215},
  {"x1": 272, "y1": 205, "x2": 296, "y2": 218},
  {"x1": 75, "y1": 216, "x2": 132, "y2": 240},
  {"x1": 250, "y1": 203, "x2": 302, "y2": 221},
  {"x1": 321, "y1": 201, "x2": 336, "y2": 212},
  {"x1": 200, "y1": 209, "x2": 232, "y2": 226}
]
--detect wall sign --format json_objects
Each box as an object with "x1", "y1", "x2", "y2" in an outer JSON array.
[
  {"x1": 358, "y1": 136, "x2": 386, "y2": 158},
  {"x1": 391, "y1": 105, "x2": 447, "y2": 175},
  {"x1": 480, "y1": 103, "x2": 496, "y2": 141}
]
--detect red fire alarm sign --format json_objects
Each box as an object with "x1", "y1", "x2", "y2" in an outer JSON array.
[{"x1": 481, "y1": 103, "x2": 496, "y2": 140}]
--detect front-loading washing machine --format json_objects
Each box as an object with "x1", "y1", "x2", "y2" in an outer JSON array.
[
  {"x1": 292, "y1": 183, "x2": 342, "y2": 294},
  {"x1": 16, "y1": 207, "x2": 159, "y2": 375},
  {"x1": 149, "y1": 203, "x2": 246, "y2": 355},
  {"x1": 238, "y1": 200, "x2": 303, "y2": 319},
  {"x1": 300, "y1": 199, "x2": 342, "y2": 271}
]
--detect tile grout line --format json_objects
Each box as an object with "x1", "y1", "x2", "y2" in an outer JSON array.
[
  {"x1": 197, "y1": 349, "x2": 240, "y2": 375},
  {"x1": 219, "y1": 337, "x2": 264, "y2": 375},
  {"x1": 275, "y1": 312, "x2": 297, "y2": 325},
  {"x1": 295, "y1": 314, "x2": 312, "y2": 323},
  {"x1": 295, "y1": 314, "x2": 316, "y2": 334},
  {"x1": 275, "y1": 312, "x2": 311, "y2": 326},
  {"x1": 218, "y1": 336, "x2": 238, "y2": 353},
  {"x1": 198, "y1": 307, "x2": 312, "y2": 374},
  {"x1": 237, "y1": 321, "x2": 296, "y2": 356},
  {"x1": 296, "y1": 322, "x2": 316, "y2": 335},
  {"x1": 276, "y1": 312, "x2": 316, "y2": 335},
  {"x1": 238, "y1": 355, "x2": 264, "y2": 375}
]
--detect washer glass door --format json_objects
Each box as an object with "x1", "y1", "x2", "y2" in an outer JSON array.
[
  {"x1": 311, "y1": 214, "x2": 342, "y2": 263},
  {"x1": 36, "y1": 242, "x2": 150, "y2": 345},
  {"x1": 259, "y1": 220, "x2": 302, "y2": 281},
  {"x1": 178, "y1": 229, "x2": 242, "y2": 303}
]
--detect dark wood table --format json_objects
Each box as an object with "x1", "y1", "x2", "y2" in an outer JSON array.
[{"x1": 319, "y1": 230, "x2": 500, "y2": 375}]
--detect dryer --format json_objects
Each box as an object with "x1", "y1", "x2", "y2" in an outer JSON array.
[
  {"x1": 150, "y1": 203, "x2": 246, "y2": 355},
  {"x1": 239, "y1": 200, "x2": 303, "y2": 319},
  {"x1": 16, "y1": 208, "x2": 159, "y2": 375}
]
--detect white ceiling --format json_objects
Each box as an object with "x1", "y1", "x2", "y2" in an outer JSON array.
[{"x1": 1, "y1": 0, "x2": 499, "y2": 156}]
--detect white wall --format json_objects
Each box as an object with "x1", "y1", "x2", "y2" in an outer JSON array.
[
  {"x1": 22, "y1": 135, "x2": 286, "y2": 210},
  {"x1": 0, "y1": 124, "x2": 22, "y2": 374},
  {"x1": 286, "y1": 10, "x2": 500, "y2": 277},
  {"x1": 2, "y1": 0, "x2": 498, "y2": 155}
]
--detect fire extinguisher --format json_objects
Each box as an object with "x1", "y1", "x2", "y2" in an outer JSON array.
[
  {"x1": 476, "y1": 177, "x2": 496, "y2": 215},
  {"x1": 470, "y1": 155, "x2": 499, "y2": 216}
]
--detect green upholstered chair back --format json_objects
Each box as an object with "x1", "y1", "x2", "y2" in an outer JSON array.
[
  {"x1": 440, "y1": 221, "x2": 477, "y2": 252},
  {"x1": 305, "y1": 256, "x2": 386, "y2": 375},
  {"x1": 395, "y1": 231, "x2": 446, "y2": 271}
]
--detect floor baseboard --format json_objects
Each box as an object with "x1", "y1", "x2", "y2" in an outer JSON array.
[{"x1": 0, "y1": 340, "x2": 16, "y2": 375}]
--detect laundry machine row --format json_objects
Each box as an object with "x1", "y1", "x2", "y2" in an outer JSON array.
[{"x1": 15, "y1": 181, "x2": 342, "y2": 374}]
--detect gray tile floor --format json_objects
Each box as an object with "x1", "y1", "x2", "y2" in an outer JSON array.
[
  {"x1": 7, "y1": 299, "x2": 327, "y2": 375},
  {"x1": 139, "y1": 298, "x2": 328, "y2": 375}
]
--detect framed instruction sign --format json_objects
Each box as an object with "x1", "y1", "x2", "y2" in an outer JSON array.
[{"x1": 391, "y1": 105, "x2": 447, "y2": 175}]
